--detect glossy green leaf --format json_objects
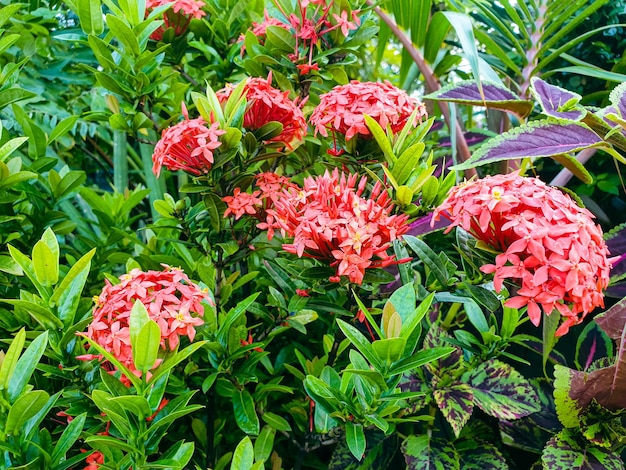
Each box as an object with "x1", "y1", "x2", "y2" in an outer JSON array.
[
  {"x1": 48, "y1": 115, "x2": 79, "y2": 144},
  {"x1": 8, "y1": 331, "x2": 48, "y2": 403},
  {"x1": 0, "y1": 137, "x2": 28, "y2": 163},
  {"x1": 233, "y1": 389, "x2": 260, "y2": 435},
  {"x1": 0, "y1": 88, "x2": 36, "y2": 109},
  {"x1": 106, "y1": 14, "x2": 140, "y2": 56},
  {"x1": 372, "y1": 337, "x2": 407, "y2": 365},
  {"x1": 254, "y1": 425, "x2": 275, "y2": 462},
  {"x1": 132, "y1": 319, "x2": 161, "y2": 373},
  {"x1": 388, "y1": 347, "x2": 455, "y2": 376},
  {"x1": 109, "y1": 395, "x2": 152, "y2": 419},
  {"x1": 0, "y1": 328, "x2": 26, "y2": 391},
  {"x1": 3, "y1": 300, "x2": 63, "y2": 329},
  {"x1": 345, "y1": 422, "x2": 366, "y2": 460},
  {"x1": 404, "y1": 235, "x2": 449, "y2": 287},
  {"x1": 364, "y1": 114, "x2": 395, "y2": 164},
  {"x1": 392, "y1": 143, "x2": 425, "y2": 185},
  {"x1": 32, "y1": 240, "x2": 59, "y2": 287},
  {"x1": 442, "y1": 12, "x2": 482, "y2": 97},
  {"x1": 261, "y1": 412, "x2": 292, "y2": 432},
  {"x1": 5, "y1": 390, "x2": 50, "y2": 435},
  {"x1": 231, "y1": 436, "x2": 254, "y2": 470},
  {"x1": 8, "y1": 245, "x2": 47, "y2": 299},
  {"x1": 50, "y1": 248, "x2": 95, "y2": 325},
  {"x1": 51, "y1": 412, "x2": 87, "y2": 465},
  {"x1": 336, "y1": 319, "x2": 383, "y2": 370},
  {"x1": 77, "y1": 0, "x2": 103, "y2": 35}
]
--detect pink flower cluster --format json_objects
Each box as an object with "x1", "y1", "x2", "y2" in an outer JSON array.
[
  {"x1": 146, "y1": 0, "x2": 206, "y2": 41},
  {"x1": 223, "y1": 172, "x2": 297, "y2": 222},
  {"x1": 152, "y1": 104, "x2": 226, "y2": 177},
  {"x1": 240, "y1": 1, "x2": 360, "y2": 73},
  {"x1": 82, "y1": 267, "x2": 210, "y2": 378},
  {"x1": 310, "y1": 81, "x2": 428, "y2": 144},
  {"x1": 432, "y1": 172, "x2": 612, "y2": 336},
  {"x1": 225, "y1": 169, "x2": 410, "y2": 284},
  {"x1": 217, "y1": 76, "x2": 307, "y2": 150}
]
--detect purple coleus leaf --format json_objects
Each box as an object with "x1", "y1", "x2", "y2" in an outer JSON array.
[
  {"x1": 530, "y1": 77, "x2": 585, "y2": 121},
  {"x1": 463, "y1": 358, "x2": 539, "y2": 420},
  {"x1": 433, "y1": 382, "x2": 473, "y2": 437},
  {"x1": 452, "y1": 119, "x2": 601, "y2": 183},
  {"x1": 425, "y1": 80, "x2": 534, "y2": 119},
  {"x1": 542, "y1": 430, "x2": 625, "y2": 470}
]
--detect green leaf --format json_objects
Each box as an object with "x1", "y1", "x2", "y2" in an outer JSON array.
[
  {"x1": 345, "y1": 422, "x2": 366, "y2": 461},
  {"x1": 0, "y1": 88, "x2": 36, "y2": 109},
  {"x1": 254, "y1": 425, "x2": 275, "y2": 463},
  {"x1": 129, "y1": 300, "x2": 151, "y2": 352},
  {"x1": 5, "y1": 390, "x2": 50, "y2": 435},
  {"x1": 442, "y1": 12, "x2": 482, "y2": 98},
  {"x1": 86, "y1": 435, "x2": 137, "y2": 454},
  {"x1": 553, "y1": 365, "x2": 580, "y2": 428},
  {"x1": 364, "y1": 114, "x2": 395, "y2": 164},
  {"x1": 372, "y1": 337, "x2": 407, "y2": 365},
  {"x1": 404, "y1": 235, "x2": 449, "y2": 287},
  {"x1": 231, "y1": 436, "x2": 254, "y2": 470},
  {"x1": 109, "y1": 395, "x2": 152, "y2": 419},
  {"x1": 0, "y1": 328, "x2": 26, "y2": 392},
  {"x1": 48, "y1": 116, "x2": 79, "y2": 145},
  {"x1": 106, "y1": 14, "x2": 140, "y2": 56},
  {"x1": 336, "y1": 319, "x2": 383, "y2": 370},
  {"x1": 32, "y1": 240, "x2": 59, "y2": 287},
  {"x1": 132, "y1": 320, "x2": 161, "y2": 374},
  {"x1": 388, "y1": 347, "x2": 454, "y2": 376},
  {"x1": 50, "y1": 248, "x2": 95, "y2": 325},
  {"x1": 2, "y1": 300, "x2": 63, "y2": 329},
  {"x1": 392, "y1": 143, "x2": 425, "y2": 185},
  {"x1": 261, "y1": 412, "x2": 292, "y2": 432},
  {"x1": 77, "y1": 0, "x2": 104, "y2": 35},
  {"x1": 233, "y1": 389, "x2": 260, "y2": 435},
  {"x1": 0, "y1": 137, "x2": 28, "y2": 163},
  {"x1": 217, "y1": 293, "x2": 260, "y2": 347},
  {"x1": 51, "y1": 413, "x2": 87, "y2": 465},
  {"x1": 8, "y1": 331, "x2": 48, "y2": 403},
  {"x1": 8, "y1": 245, "x2": 47, "y2": 299}
]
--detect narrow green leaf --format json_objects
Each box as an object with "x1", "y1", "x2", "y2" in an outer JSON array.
[
  {"x1": 364, "y1": 114, "x2": 396, "y2": 164},
  {"x1": 254, "y1": 425, "x2": 275, "y2": 463},
  {"x1": 109, "y1": 395, "x2": 152, "y2": 419},
  {"x1": 48, "y1": 116, "x2": 79, "y2": 145},
  {"x1": 403, "y1": 235, "x2": 449, "y2": 287},
  {"x1": 50, "y1": 248, "x2": 95, "y2": 325},
  {"x1": 0, "y1": 137, "x2": 28, "y2": 163},
  {"x1": 0, "y1": 88, "x2": 36, "y2": 109},
  {"x1": 8, "y1": 245, "x2": 47, "y2": 299},
  {"x1": 261, "y1": 412, "x2": 292, "y2": 432},
  {"x1": 106, "y1": 14, "x2": 140, "y2": 56},
  {"x1": 336, "y1": 319, "x2": 383, "y2": 370},
  {"x1": 442, "y1": 12, "x2": 482, "y2": 99},
  {"x1": 0, "y1": 328, "x2": 26, "y2": 391},
  {"x1": 233, "y1": 389, "x2": 260, "y2": 435},
  {"x1": 8, "y1": 331, "x2": 48, "y2": 403},
  {"x1": 51, "y1": 413, "x2": 87, "y2": 465},
  {"x1": 2, "y1": 300, "x2": 63, "y2": 329},
  {"x1": 388, "y1": 347, "x2": 455, "y2": 376}
]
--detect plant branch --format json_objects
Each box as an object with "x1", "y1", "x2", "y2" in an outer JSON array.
[{"x1": 368, "y1": 1, "x2": 477, "y2": 179}]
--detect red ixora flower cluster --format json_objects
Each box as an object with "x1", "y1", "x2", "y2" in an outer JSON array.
[
  {"x1": 146, "y1": 0, "x2": 206, "y2": 41},
  {"x1": 228, "y1": 169, "x2": 410, "y2": 284},
  {"x1": 310, "y1": 80, "x2": 427, "y2": 151},
  {"x1": 432, "y1": 172, "x2": 612, "y2": 336},
  {"x1": 223, "y1": 172, "x2": 297, "y2": 224},
  {"x1": 152, "y1": 104, "x2": 226, "y2": 177},
  {"x1": 80, "y1": 267, "x2": 211, "y2": 379},
  {"x1": 217, "y1": 76, "x2": 307, "y2": 150},
  {"x1": 240, "y1": 1, "x2": 360, "y2": 73}
]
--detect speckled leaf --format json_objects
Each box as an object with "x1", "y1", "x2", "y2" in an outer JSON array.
[
  {"x1": 402, "y1": 436, "x2": 460, "y2": 470},
  {"x1": 433, "y1": 382, "x2": 473, "y2": 437},
  {"x1": 542, "y1": 430, "x2": 624, "y2": 470},
  {"x1": 530, "y1": 77, "x2": 584, "y2": 121},
  {"x1": 500, "y1": 379, "x2": 561, "y2": 453},
  {"x1": 609, "y1": 82, "x2": 626, "y2": 120},
  {"x1": 426, "y1": 80, "x2": 533, "y2": 118},
  {"x1": 452, "y1": 120, "x2": 604, "y2": 172},
  {"x1": 456, "y1": 439, "x2": 508, "y2": 469},
  {"x1": 465, "y1": 359, "x2": 539, "y2": 420}
]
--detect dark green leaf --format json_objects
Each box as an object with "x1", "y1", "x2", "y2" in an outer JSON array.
[{"x1": 233, "y1": 389, "x2": 260, "y2": 435}]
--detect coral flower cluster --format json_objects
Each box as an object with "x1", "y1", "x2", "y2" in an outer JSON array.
[
  {"x1": 240, "y1": 1, "x2": 360, "y2": 73},
  {"x1": 432, "y1": 172, "x2": 612, "y2": 336},
  {"x1": 82, "y1": 267, "x2": 211, "y2": 378},
  {"x1": 146, "y1": 0, "x2": 206, "y2": 40},
  {"x1": 310, "y1": 81, "x2": 428, "y2": 142},
  {"x1": 225, "y1": 169, "x2": 410, "y2": 284},
  {"x1": 152, "y1": 104, "x2": 226, "y2": 177},
  {"x1": 217, "y1": 76, "x2": 307, "y2": 150}
]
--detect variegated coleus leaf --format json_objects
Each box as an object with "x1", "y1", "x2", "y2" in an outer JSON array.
[
  {"x1": 609, "y1": 81, "x2": 626, "y2": 121},
  {"x1": 456, "y1": 439, "x2": 508, "y2": 470},
  {"x1": 402, "y1": 436, "x2": 460, "y2": 470},
  {"x1": 433, "y1": 382, "x2": 473, "y2": 437},
  {"x1": 425, "y1": 80, "x2": 534, "y2": 119},
  {"x1": 463, "y1": 359, "x2": 539, "y2": 420},
  {"x1": 452, "y1": 119, "x2": 601, "y2": 183},
  {"x1": 530, "y1": 77, "x2": 585, "y2": 121},
  {"x1": 542, "y1": 430, "x2": 625, "y2": 470}
]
